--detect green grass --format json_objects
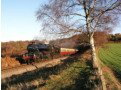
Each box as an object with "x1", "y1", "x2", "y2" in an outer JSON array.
[
  {"x1": 40, "y1": 60, "x2": 92, "y2": 90},
  {"x1": 98, "y1": 44, "x2": 121, "y2": 80}
]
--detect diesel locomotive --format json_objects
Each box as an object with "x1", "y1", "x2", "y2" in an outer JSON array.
[{"x1": 22, "y1": 42, "x2": 78, "y2": 64}]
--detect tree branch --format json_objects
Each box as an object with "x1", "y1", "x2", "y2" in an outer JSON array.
[
  {"x1": 90, "y1": 1, "x2": 121, "y2": 23},
  {"x1": 83, "y1": 0, "x2": 88, "y2": 15},
  {"x1": 91, "y1": 15, "x2": 102, "y2": 38},
  {"x1": 64, "y1": 13, "x2": 85, "y2": 17},
  {"x1": 77, "y1": 0, "x2": 85, "y2": 7},
  {"x1": 57, "y1": 29, "x2": 83, "y2": 35},
  {"x1": 87, "y1": 0, "x2": 96, "y2": 18}
]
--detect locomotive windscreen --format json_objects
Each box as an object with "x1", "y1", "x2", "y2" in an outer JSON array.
[{"x1": 27, "y1": 44, "x2": 38, "y2": 51}]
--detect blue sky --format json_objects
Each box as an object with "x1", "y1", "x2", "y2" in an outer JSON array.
[
  {"x1": 1, "y1": 0, "x2": 46, "y2": 42},
  {"x1": 1, "y1": 0, "x2": 121, "y2": 42}
]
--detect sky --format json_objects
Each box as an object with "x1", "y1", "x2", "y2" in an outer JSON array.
[
  {"x1": 1, "y1": 0, "x2": 47, "y2": 42},
  {"x1": 1, "y1": 0, "x2": 121, "y2": 42}
]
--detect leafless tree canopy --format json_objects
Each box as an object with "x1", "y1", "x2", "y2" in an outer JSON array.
[
  {"x1": 37, "y1": 0, "x2": 121, "y2": 37},
  {"x1": 37, "y1": 0, "x2": 121, "y2": 70}
]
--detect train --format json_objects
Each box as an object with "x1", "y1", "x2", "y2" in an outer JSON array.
[{"x1": 22, "y1": 42, "x2": 78, "y2": 64}]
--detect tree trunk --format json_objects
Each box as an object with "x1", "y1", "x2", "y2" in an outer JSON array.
[
  {"x1": 90, "y1": 37, "x2": 98, "y2": 69},
  {"x1": 86, "y1": 16, "x2": 98, "y2": 69},
  {"x1": 90, "y1": 37, "x2": 107, "y2": 90}
]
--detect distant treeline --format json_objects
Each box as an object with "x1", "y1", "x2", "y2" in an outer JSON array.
[{"x1": 107, "y1": 34, "x2": 121, "y2": 42}]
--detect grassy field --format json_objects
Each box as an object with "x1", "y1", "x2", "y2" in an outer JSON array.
[{"x1": 98, "y1": 44, "x2": 121, "y2": 80}]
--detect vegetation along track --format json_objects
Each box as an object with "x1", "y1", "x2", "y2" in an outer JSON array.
[{"x1": 98, "y1": 44, "x2": 121, "y2": 80}]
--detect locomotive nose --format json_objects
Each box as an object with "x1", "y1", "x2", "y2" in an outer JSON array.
[{"x1": 33, "y1": 54, "x2": 36, "y2": 60}]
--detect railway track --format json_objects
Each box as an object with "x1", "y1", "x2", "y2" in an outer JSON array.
[{"x1": 1, "y1": 56, "x2": 68, "y2": 80}]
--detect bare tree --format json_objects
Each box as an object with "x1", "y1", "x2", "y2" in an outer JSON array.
[{"x1": 36, "y1": 0, "x2": 121, "y2": 69}]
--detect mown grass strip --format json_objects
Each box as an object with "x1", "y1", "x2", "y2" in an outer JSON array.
[{"x1": 98, "y1": 44, "x2": 121, "y2": 80}]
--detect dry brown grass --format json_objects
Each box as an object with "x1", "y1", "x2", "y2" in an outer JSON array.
[{"x1": 1, "y1": 57, "x2": 20, "y2": 69}]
